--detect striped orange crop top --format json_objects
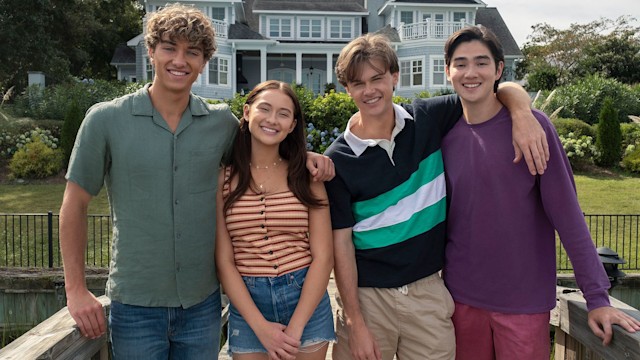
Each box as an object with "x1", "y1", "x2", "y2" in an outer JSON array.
[{"x1": 222, "y1": 168, "x2": 312, "y2": 277}]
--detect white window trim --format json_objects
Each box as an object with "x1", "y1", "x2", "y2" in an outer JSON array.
[
  {"x1": 298, "y1": 18, "x2": 324, "y2": 40},
  {"x1": 399, "y1": 57, "x2": 424, "y2": 88},
  {"x1": 327, "y1": 18, "x2": 353, "y2": 40},
  {"x1": 429, "y1": 55, "x2": 448, "y2": 88},
  {"x1": 400, "y1": 10, "x2": 414, "y2": 25},
  {"x1": 267, "y1": 17, "x2": 294, "y2": 40},
  {"x1": 144, "y1": 56, "x2": 154, "y2": 82},
  {"x1": 208, "y1": 56, "x2": 231, "y2": 87},
  {"x1": 208, "y1": 6, "x2": 226, "y2": 21}
]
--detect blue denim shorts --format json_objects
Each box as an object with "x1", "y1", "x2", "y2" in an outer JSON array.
[{"x1": 227, "y1": 267, "x2": 335, "y2": 354}]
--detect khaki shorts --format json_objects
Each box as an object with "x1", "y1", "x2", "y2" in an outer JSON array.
[{"x1": 332, "y1": 273, "x2": 455, "y2": 360}]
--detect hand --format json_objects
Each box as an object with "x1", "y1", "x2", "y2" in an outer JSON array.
[
  {"x1": 588, "y1": 306, "x2": 640, "y2": 346},
  {"x1": 511, "y1": 109, "x2": 550, "y2": 175},
  {"x1": 347, "y1": 321, "x2": 382, "y2": 360},
  {"x1": 66, "y1": 289, "x2": 106, "y2": 339},
  {"x1": 256, "y1": 321, "x2": 300, "y2": 360},
  {"x1": 306, "y1": 152, "x2": 335, "y2": 182}
]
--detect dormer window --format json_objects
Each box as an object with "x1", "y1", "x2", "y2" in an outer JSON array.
[
  {"x1": 268, "y1": 18, "x2": 292, "y2": 39},
  {"x1": 329, "y1": 19, "x2": 353, "y2": 40},
  {"x1": 299, "y1": 19, "x2": 323, "y2": 39}
]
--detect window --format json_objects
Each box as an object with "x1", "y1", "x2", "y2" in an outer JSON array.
[
  {"x1": 453, "y1": 12, "x2": 466, "y2": 23},
  {"x1": 145, "y1": 56, "x2": 154, "y2": 81},
  {"x1": 209, "y1": 57, "x2": 229, "y2": 86},
  {"x1": 431, "y1": 57, "x2": 447, "y2": 87},
  {"x1": 210, "y1": 7, "x2": 225, "y2": 21},
  {"x1": 329, "y1": 19, "x2": 353, "y2": 40},
  {"x1": 401, "y1": 11, "x2": 413, "y2": 25},
  {"x1": 399, "y1": 59, "x2": 423, "y2": 87},
  {"x1": 300, "y1": 19, "x2": 322, "y2": 39},
  {"x1": 268, "y1": 18, "x2": 292, "y2": 38}
]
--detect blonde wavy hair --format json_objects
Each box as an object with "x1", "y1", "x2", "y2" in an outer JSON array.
[{"x1": 144, "y1": 3, "x2": 217, "y2": 61}]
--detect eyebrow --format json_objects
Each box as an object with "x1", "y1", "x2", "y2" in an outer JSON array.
[
  {"x1": 159, "y1": 39, "x2": 202, "y2": 51},
  {"x1": 453, "y1": 55, "x2": 491, "y2": 62}
]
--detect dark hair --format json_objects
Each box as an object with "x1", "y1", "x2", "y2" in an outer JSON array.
[
  {"x1": 223, "y1": 80, "x2": 324, "y2": 213},
  {"x1": 444, "y1": 25, "x2": 504, "y2": 92},
  {"x1": 335, "y1": 33, "x2": 399, "y2": 87}
]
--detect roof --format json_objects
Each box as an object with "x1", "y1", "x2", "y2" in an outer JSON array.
[
  {"x1": 110, "y1": 44, "x2": 135, "y2": 65},
  {"x1": 228, "y1": 22, "x2": 266, "y2": 40},
  {"x1": 374, "y1": 25, "x2": 402, "y2": 43},
  {"x1": 253, "y1": 0, "x2": 367, "y2": 12},
  {"x1": 387, "y1": 0, "x2": 481, "y2": 4},
  {"x1": 475, "y1": 7, "x2": 522, "y2": 56}
]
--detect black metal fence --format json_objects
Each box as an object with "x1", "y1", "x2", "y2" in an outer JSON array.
[
  {"x1": 1, "y1": 212, "x2": 639, "y2": 270},
  {"x1": 1, "y1": 212, "x2": 111, "y2": 268}
]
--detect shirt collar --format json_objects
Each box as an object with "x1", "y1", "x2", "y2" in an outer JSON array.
[
  {"x1": 343, "y1": 103, "x2": 413, "y2": 157},
  {"x1": 131, "y1": 83, "x2": 209, "y2": 117}
]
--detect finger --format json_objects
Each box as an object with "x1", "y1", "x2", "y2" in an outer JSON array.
[
  {"x1": 522, "y1": 147, "x2": 537, "y2": 176},
  {"x1": 542, "y1": 134, "x2": 550, "y2": 161},
  {"x1": 536, "y1": 138, "x2": 547, "y2": 170},
  {"x1": 588, "y1": 318, "x2": 606, "y2": 342},
  {"x1": 602, "y1": 323, "x2": 613, "y2": 346},
  {"x1": 86, "y1": 312, "x2": 101, "y2": 339},
  {"x1": 512, "y1": 143, "x2": 523, "y2": 164}
]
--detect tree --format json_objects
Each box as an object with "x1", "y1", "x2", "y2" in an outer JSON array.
[
  {"x1": 0, "y1": 0, "x2": 142, "y2": 94},
  {"x1": 520, "y1": 16, "x2": 640, "y2": 89},
  {"x1": 596, "y1": 97, "x2": 622, "y2": 167}
]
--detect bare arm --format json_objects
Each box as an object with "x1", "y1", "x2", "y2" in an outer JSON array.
[
  {"x1": 285, "y1": 181, "x2": 334, "y2": 340},
  {"x1": 306, "y1": 152, "x2": 335, "y2": 182},
  {"x1": 59, "y1": 181, "x2": 106, "y2": 339},
  {"x1": 333, "y1": 228, "x2": 382, "y2": 360},
  {"x1": 496, "y1": 82, "x2": 550, "y2": 175},
  {"x1": 214, "y1": 170, "x2": 299, "y2": 359}
]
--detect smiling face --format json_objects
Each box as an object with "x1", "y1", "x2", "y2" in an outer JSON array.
[
  {"x1": 446, "y1": 40, "x2": 504, "y2": 106},
  {"x1": 345, "y1": 58, "x2": 398, "y2": 122},
  {"x1": 148, "y1": 36, "x2": 206, "y2": 96},
  {"x1": 243, "y1": 88, "x2": 297, "y2": 148}
]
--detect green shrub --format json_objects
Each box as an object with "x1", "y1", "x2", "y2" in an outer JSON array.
[
  {"x1": 551, "y1": 118, "x2": 595, "y2": 138},
  {"x1": 61, "y1": 101, "x2": 84, "y2": 165},
  {"x1": 292, "y1": 83, "x2": 318, "y2": 122},
  {"x1": 222, "y1": 92, "x2": 248, "y2": 120},
  {"x1": 413, "y1": 91, "x2": 431, "y2": 99},
  {"x1": 621, "y1": 123, "x2": 640, "y2": 154},
  {"x1": 559, "y1": 133, "x2": 599, "y2": 170},
  {"x1": 0, "y1": 127, "x2": 59, "y2": 159},
  {"x1": 595, "y1": 97, "x2": 622, "y2": 167},
  {"x1": 11, "y1": 80, "x2": 142, "y2": 120},
  {"x1": 307, "y1": 90, "x2": 356, "y2": 133},
  {"x1": 621, "y1": 146, "x2": 640, "y2": 173},
  {"x1": 546, "y1": 74, "x2": 640, "y2": 125},
  {"x1": 9, "y1": 137, "x2": 64, "y2": 179}
]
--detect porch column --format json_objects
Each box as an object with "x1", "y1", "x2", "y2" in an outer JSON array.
[
  {"x1": 326, "y1": 53, "x2": 333, "y2": 85},
  {"x1": 260, "y1": 48, "x2": 267, "y2": 83},
  {"x1": 296, "y1": 52, "x2": 302, "y2": 84}
]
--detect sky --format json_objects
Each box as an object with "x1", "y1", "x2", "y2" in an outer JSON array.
[{"x1": 484, "y1": 0, "x2": 640, "y2": 47}]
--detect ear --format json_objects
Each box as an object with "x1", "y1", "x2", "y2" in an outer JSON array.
[
  {"x1": 147, "y1": 47, "x2": 155, "y2": 63},
  {"x1": 445, "y1": 65, "x2": 452, "y2": 82},
  {"x1": 392, "y1": 71, "x2": 399, "y2": 89},
  {"x1": 288, "y1": 119, "x2": 297, "y2": 134},
  {"x1": 243, "y1": 103, "x2": 251, "y2": 120},
  {"x1": 496, "y1": 61, "x2": 505, "y2": 80},
  {"x1": 200, "y1": 61, "x2": 207, "y2": 74}
]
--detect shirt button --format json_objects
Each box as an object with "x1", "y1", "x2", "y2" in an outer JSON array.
[
  {"x1": 273, "y1": 265, "x2": 278, "y2": 269},
  {"x1": 260, "y1": 197, "x2": 264, "y2": 202},
  {"x1": 174, "y1": 200, "x2": 179, "y2": 205},
  {"x1": 264, "y1": 236, "x2": 268, "y2": 240},
  {"x1": 174, "y1": 166, "x2": 178, "y2": 172},
  {"x1": 269, "y1": 250, "x2": 273, "y2": 255},
  {"x1": 261, "y1": 224, "x2": 265, "y2": 228},
  {"x1": 260, "y1": 211, "x2": 264, "y2": 215}
]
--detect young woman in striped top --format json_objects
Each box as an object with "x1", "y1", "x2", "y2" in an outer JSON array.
[{"x1": 216, "y1": 80, "x2": 335, "y2": 360}]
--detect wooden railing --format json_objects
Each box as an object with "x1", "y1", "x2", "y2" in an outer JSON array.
[
  {"x1": 0, "y1": 296, "x2": 230, "y2": 360},
  {"x1": 398, "y1": 20, "x2": 470, "y2": 41},
  {"x1": 552, "y1": 286, "x2": 640, "y2": 359}
]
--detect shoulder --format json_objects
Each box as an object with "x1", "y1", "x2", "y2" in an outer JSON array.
[
  {"x1": 194, "y1": 96, "x2": 240, "y2": 126},
  {"x1": 324, "y1": 135, "x2": 351, "y2": 158},
  {"x1": 411, "y1": 94, "x2": 459, "y2": 110}
]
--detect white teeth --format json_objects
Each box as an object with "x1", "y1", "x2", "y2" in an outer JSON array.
[
  {"x1": 464, "y1": 83, "x2": 480, "y2": 88},
  {"x1": 364, "y1": 98, "x2": 379, "y2": 104},
  {"x1": 169, "y1": 70, "x2": 187, "y2": 76},
  {"x1": 261, "y1": 126, "x2": 277, "y2": 133}
]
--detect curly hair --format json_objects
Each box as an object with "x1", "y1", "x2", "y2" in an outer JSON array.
[{"x1": 144, "y1": 3, "x2": 217, "y2": 61}]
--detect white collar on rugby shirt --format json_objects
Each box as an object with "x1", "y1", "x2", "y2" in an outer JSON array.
[{"x1": 343, "y1": 103, "x2": 413, "y2": 165}]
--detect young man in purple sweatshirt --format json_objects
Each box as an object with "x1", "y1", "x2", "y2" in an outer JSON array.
[{"x1": 441, "y1": 25, "x2": 640, "y2": 360}]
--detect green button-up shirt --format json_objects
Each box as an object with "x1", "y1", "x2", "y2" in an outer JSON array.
[{"x1": 66, "y1": 84, "x2": 238, "y2": 308}]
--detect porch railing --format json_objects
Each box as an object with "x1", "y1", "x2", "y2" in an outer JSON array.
[
  {"x1": 2, "y1": 213, "x2": 639, "y2": 270},
  {"x1": 398, "y1": 20, "x2": 470, "y2": 41}
]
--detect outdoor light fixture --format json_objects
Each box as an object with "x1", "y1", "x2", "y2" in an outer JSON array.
[{"x1": 597, "y1": 246, "x2": 626, "y2": 290}]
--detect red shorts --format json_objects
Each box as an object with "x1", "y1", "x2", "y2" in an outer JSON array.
[{"x1": 452, "y1": 302, "x2": 550, "y2": 360}]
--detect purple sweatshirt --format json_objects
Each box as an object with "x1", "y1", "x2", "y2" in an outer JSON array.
[{"x1": 441, "y1": 107, "x2": 610, "y2": 313}]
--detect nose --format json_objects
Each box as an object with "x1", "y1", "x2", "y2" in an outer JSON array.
[{"x1": 173, "y1": 50, "x2": 187, "y2": 66}]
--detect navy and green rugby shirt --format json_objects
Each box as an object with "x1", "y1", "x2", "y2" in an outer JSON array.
[{"x1": 324, "y1": 95, "x2": 462, "y2": 288}]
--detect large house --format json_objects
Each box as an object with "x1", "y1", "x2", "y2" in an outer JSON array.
[{"x1": 113, "y1": 0, "x2": 522, "y2": 99}]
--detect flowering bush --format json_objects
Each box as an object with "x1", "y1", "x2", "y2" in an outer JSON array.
[
  {"x1": 306, "y1": 123, "x2": 342, "y2": 153},
  {"x1": 9, "y1": 136, "x2": 64, "y2": 179},
  {"x1": 0, "y1": 127, "x2": 59, "y2": 159},
  {"x1": 559, "y1": 132, "x2": 599, "y2": 169}
]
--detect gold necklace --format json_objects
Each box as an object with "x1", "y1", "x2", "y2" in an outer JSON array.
[{"x1": 250, "y1": 157, "x2": 282, "y2": 170}]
